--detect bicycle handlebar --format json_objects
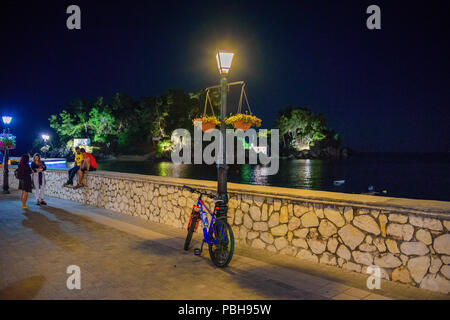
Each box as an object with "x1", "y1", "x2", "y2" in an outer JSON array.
[
  {"x1": 183, "y1": 185, "x2": 216, "y2": 199},
  {"x1": 183, "y1": 185, "x2": 195, "y2": 192}
]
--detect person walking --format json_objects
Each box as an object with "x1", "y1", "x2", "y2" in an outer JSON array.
[
  {"x1": 31, "y1": 153, "x2": 47, "y2": 205},
  {"x1": 17, "y1": 154, "x2": 32, "y2": 209},
  {"x1": 74, "y1": 148, "x2": 97, "y2": 189},
  {"x1": 64, "y1": 146, "x2": 83, "y2": 187}
]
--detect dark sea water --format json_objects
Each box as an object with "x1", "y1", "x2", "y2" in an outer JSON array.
[{"x1": 91, "y1": 153, "x2": 450, "y2": 202}]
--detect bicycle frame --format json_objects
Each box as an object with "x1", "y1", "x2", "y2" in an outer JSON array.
[{"x1": 195, "y1": 196, "x2": 228, "y2": 245}]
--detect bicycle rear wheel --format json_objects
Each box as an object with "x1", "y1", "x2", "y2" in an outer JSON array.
[{"x1": 208, "y1": 220, "x2": 234, "y2": 267}]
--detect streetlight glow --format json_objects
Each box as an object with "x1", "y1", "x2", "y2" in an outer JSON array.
[
  {"x1": 1, "y1": 115, "x2": 13, "y2": 194},
  {"x1": 216, "y1": 50, "x2": 234, "y2": 75},
  {"x1": 42, "y1": 134, "x2": 50, "y2": 142},
  {"x1": 2, "y1": 116, "x2": 12, "y2": 125}
]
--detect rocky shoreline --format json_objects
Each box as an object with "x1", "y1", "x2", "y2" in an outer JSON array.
[
  {"x1": 289, "y1": 146, "x2": 349, "y2": 160},
  {"x1": 97, "y1": 146, "x2": 350, "y2": 162}
]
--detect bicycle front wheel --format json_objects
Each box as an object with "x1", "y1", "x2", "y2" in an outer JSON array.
[{"x1": 208, "y1": 220, "x2": 234, "y2": 267}]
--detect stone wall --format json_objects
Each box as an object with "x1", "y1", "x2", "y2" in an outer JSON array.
[{"x1": 2, "y1": 169, "x2": 450, "y2": 294}]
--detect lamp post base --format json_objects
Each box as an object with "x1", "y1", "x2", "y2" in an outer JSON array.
[{"x1": 3, "y1": 149, "x2": 9, "y2": 194}]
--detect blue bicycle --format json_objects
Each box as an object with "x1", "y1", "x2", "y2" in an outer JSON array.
[{"x1": 183, "y1": 185, "x2": 234, "y2": 267}]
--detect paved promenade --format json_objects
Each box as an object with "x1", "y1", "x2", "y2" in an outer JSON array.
[{"x1": 0, "y1": 191, "x2": 447, "y2": 300}]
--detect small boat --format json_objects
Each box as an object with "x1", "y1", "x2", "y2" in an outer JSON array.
[
  {"x1": 362, "y1": 186, "x2": 378, "y2": 195},
  {"x1": 333, "y1": 180, "x2": 345, "y2": 186}
]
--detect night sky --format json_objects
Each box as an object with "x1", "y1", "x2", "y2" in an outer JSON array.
[{"x1": 1, "y1": 0, "x2": 449, "y2": 154}]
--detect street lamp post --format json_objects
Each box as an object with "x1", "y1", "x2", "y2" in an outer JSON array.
[
  {"x1": 216, "y1": 50, "x2": 234, "y2": 204},
  {"x1": 41, "y1": 134, "x2": 50, "y2": 158},
  {"x1": 2, "y1": 116, "x2": 12, "y2": 194}
]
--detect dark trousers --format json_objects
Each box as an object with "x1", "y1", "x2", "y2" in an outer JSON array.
[{"x1": 67, "y1": 165, "x2": 80, "y2": 184}]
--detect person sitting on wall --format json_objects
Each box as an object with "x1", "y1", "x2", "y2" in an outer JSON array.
[
  {"x1": 64, "y1": 146, "x2": 83, "y2": 187},
  {"x1": 73, "y1": 148, "x2": 97, "y2": 189}
]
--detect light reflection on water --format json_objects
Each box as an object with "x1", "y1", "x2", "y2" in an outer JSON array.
[
  {"x1": 252, "y1": 165, "x2": 269, "y2": 186},
  {"x1": 56, "y1": 157, "x2": 450, "y2": 201},
  {"x1": 157, "y1": 161, "x2": 172, "y2": 177},
  {"x1": 303, "y1": 159, "x2": 312, "y2": 188}
]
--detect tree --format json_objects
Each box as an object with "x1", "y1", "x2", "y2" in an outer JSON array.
[
  {"x1": 48, "y1": 87, "x2": 255, "y2": 157},
  {"x1": 87, "y1": 107, "x2": 118, "y2": 143},
  {"x1": 49, "y1": 110, "x2": 86, "y2": 142},
  {"x1": 49, "y1": 96, "x2": 120, "y2": 154},
  {"x1": 275, "y1": 107, "x2": 327, "y2": 151},
  {"x1": 149, "y1": 89, "x2": 204, "y2": 143},
  {"x1": 111, "y1": 93, "x2": 135, "y2": 131}
]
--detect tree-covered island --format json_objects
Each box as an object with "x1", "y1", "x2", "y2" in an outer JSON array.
[{"x1": 35, "y1": 90, "x2": 347, "y2": 161}]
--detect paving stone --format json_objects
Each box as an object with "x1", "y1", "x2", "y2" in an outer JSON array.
[
  {"x1": 343, "y1": 287, "x2": 371, "y2": 299},
  {"x1": 0, "y1": 191, "x2": 445, "y2": 300}
]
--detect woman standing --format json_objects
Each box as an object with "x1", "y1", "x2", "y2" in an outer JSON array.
[
  {"x1": 31, "y1": 153, "x2": 47, "y2": 205},
  {"x1": 17, "y1": 154, "x2": 32, "y2": 209}
]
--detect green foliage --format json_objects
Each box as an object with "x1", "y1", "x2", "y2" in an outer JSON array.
[
  {"x1": 87, "y1": 107, "x2": 117, "y2": 143},
  {"x1": 275, "y1": 107, "x2": 329, "y2": 151},
  {"x1": 49, "y1": 92, "x2": 342, "y2": 158},
  {"x1": 49, "y1": 97, "x2": 119, "y2": 154},
  {"x1": 49, "y1": 90, "x2": 207, "y2": 156},
  {"x1": 156, "y1": 138, "x2": 173, "y2": 154}
]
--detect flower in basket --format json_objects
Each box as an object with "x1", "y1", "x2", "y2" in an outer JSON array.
[
  {"x1": 225, "y1": 112, "x2": 262, "y2": 131},
  {"x1": 0, "y1": 133, "x2": 16, "y2": 150},
  {"x1": 192, "y1": 116, "x2": 221, "y2": 132}
]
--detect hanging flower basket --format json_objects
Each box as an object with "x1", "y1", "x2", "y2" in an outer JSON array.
[
  {"x1": 232, "y1": 120, "x2": 252, "y2": 131},
  {"x1": 0, "y1": 133, "x2": 16, "y2": 150},
  {"x1": 193, "y1": 116, "x2": 220, "y2": 132},
  {"x1": 225, "y1": 113, "x2": 262, "y2": 132}
]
